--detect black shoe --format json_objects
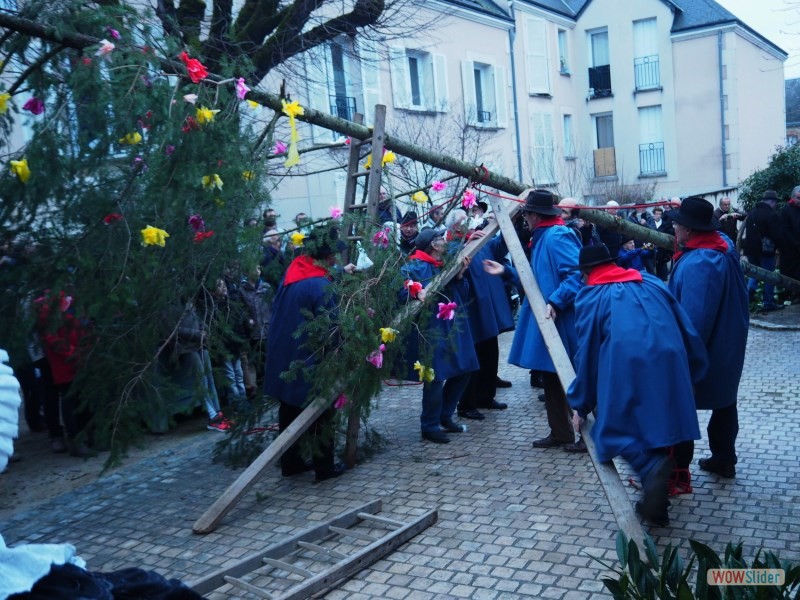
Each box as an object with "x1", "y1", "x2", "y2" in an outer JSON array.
[
  {"x1": 530, "y1": 371, "x2": 544, "y2": 388},
  {"x1": 532, "y1": 434, "x2": 572, "y2": 449},
  {"x1": 698, "y1": 457, "x2": 736, "y2": 478},
  {"x1": 422, "y1": 430, "x2": 451, "y2": 444},
  {"x1": 635, "y1": 500, "x2": 669, "y2": 527},
  {"x1": 477, "y1": 399, "x2": 508, "y2": 410},
  {"x1": 761, "y1": 303, "x2": 784, "y2": 313},
  {"x1": 440, "y1": 420, "x2": 466, "y2": 433},
  {"x1": 537, "y1": 393, "x2": 546, "y2": 402},
  {"x1": 315, "y1": 463, "x2": 347, "y2": 482},
  {"x1": 457, "y1": 409, "x2": 486, "y2": 420},
  {"x1": 496, "y1": 377, "x2": 512, "y2": 389},
  {"x1": 638, "y1": 455, "x2": 673, "y2": 525},
  {"x1": 563, "y1": 439, "x2": 587, "y2": 453},
  {"x1": 282, "y1": 460, "x2": 314, "y2": 477}
]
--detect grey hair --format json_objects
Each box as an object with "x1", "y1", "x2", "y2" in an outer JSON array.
[
  {"x1": 792, "y1": 185, "x2": 800, "y2": 196},
  {"x1": 445, "y1": 208, "x2": 468, "y2": 231}
]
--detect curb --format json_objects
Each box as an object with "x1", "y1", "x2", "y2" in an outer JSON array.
[{"x1": 749, "y1": 319, "x2": 800, "y2": 331}]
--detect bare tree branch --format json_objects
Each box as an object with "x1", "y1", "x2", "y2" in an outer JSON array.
[
  {"x1": 155, "y1": 0, "x2": 183, "y2": 43},
  {"x1": 177, "y1": 0, "x2": 207, "y2": 48},
  {"x1": 203, "y1": 0, "x2": 234, "y2": 65}
]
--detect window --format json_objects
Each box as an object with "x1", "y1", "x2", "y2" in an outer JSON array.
[
  {"x1": 592, "y1": 113, "x2": 616, "y2": 177},
  {"x1": 525, "y1": 17, "x2": 550, "y2": 94},
  {"x1": 638, "y1": 105, "x2": 665, "y2": 174},
  {"x1": 389, "y1": 47, "x2": 449, "y2": 112},
  {"x1": 562, "y1": 114, "x2": 575, "y2": 158},
  {"x1": 530, "y1": 112, "x2": 555, "y2": 185},
  {"x1": 329, "y1": 42, "x2": 356, "y2": 120},
  {"x1": 558, "y1": 30, "x2": 570, "y2": 74},
  {"x1": 0, "y1": 0, "x2": 17, "y2": 10},
  {"x1": 358, "y1": 38, "x2": 382, "y2": 127},
  {"x1": 461, "y1": 60, "x2": 507, "y2": 128},
  {"x1": 588, "y1": 29, "x2": 611, "y2": 97},
  {"x1": 633, "y1": 18, "x2": 660, "y2": 90}
]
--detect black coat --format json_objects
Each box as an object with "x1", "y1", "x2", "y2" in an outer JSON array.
[{"x1": 742, "y1": 202, "x2": 784, "y2": 262}]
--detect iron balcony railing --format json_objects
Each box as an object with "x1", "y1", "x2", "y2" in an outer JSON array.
[
  {"x1": 477, "y1": 110, "x2": 492, "y2": 124},
  {"x1": 329, "y1": 95, "x2": 357, "y2": 121},
  {"x1": 588, "y1": 65, "x2": 612, "y2": 97},
  {"x1": 634, "y1": 55, "x2": 660, "y2": 90},
  {"x1": 639, "y1": 142, "x2": 666, "y2": 175}
]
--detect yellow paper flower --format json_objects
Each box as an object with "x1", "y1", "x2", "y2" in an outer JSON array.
[
  {"x1": 10, "y1": 158, "x2": 31, "y2": 183},
  {"x1": 140, "y1": 225, "x2": 169, "y2": 247},
  {"x1": 379, "y1": 327, "x2": 398, "y2": 343},
  {"x1": 281, "y1": 99, "x2": 305, "y2": 168},
  {"x1": 413, "y1": 361, "x2": 435, "y2": 383},
  {"x1": 0, "y1": 92, "x2": 11, "y2": 115},
  {"x1": 242, "y1": 170, "x2": 254, "y2": 181},
  {"x1": 214, "y1": 198, "x2": 225, "y2": 207},
  {"x1": 363, "y1": 155, "x2": 373, "y2": 170},
  {"x1": 411, "y1": 191, "x2": 429, "y2": 204},
  {"x1": 281, "y1": 100, "x2": 304, "y2": 119},
  {"x1": 195, "y1": 106, "x2": 220, "y2": 125},
  {"x1": 383, "y1": 151, "x2": 397, "y2": 165},
  {"x1": 201, "y1": 174, "x2": 223, "y2": 191},
  {"x1": 290, "y1": 231, "x2": 305, "y2": 247},
  {"x1": 119, "y1": 131, "x2": 142, "y2": 145},
  {"x1": 246, "y1": 100, "x2": 260, "y2": 109}
]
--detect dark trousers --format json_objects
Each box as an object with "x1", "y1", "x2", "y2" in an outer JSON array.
[
  {"x1": 674, "y1": 403, "x2": 738, "y2": 468},
  {"x1": 542, "y1": 371, "x2": 574, "y2": 443},
  {"x1": 459, "y1": 337, "x2": 499, "y2": 411},
  {"x1": 55, "y1": 382, "x2": 90, "y2": 443},
  {"x1": 278, "y1": 402, "x2": 335, "y2": 476}
]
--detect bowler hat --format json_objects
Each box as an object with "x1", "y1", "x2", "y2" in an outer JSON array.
[
  {"x1": 521, "y1": 189, "x2": 561, "y2": 216},
  {"x1": 575, "y1": 244, "x2": 616, "y2": 270},
  {"x1": 414, "y1": 228, "x2": 442, "y2": 251},
  {"x1": 762, "y1": 190, "x2": 779, "y2": 202},
  {"x1": 401, "y1": 212, "x2": 418, "y2": 226},
  {"x1": 666, "y1": 196, "x2": 719, "y2": 231}
]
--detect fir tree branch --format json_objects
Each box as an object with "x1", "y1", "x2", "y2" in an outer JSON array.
[
  {"x1": 0, "y1": 12, "x2": 97, "y2": 50},
  {"x1": 7, "y1": 43, "x2": 66, "y2": 95}
]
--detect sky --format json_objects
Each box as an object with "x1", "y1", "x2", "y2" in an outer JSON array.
[{"x1": 716, "y1": 0, "x2": 800, "y2": 78}]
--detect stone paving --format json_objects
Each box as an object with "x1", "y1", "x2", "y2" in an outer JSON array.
[{"x1": 1, "y1": 325, "x2": 799, "y2": 599}]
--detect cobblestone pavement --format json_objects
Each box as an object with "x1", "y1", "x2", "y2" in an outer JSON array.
[{"x1": 2, "y1": 326, "x2": 799, "y2": 599}]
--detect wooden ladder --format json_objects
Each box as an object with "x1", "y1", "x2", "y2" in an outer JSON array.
[{"x1": 189, "y1": 500, "x2": 437, "y2": 599}]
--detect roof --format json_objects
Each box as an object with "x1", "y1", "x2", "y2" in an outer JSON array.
[
  {"x1": 442, "y1": 0, "x2": 513, "y2": 21},
  {"x1": 786, "y1": 78, "x2": 800, "y2": 127}
]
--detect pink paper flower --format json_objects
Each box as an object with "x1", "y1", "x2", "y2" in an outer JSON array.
[
  {"x1": 103, "y1": 213, "x2": 123, "y2": 225},
  {"x1": 367, "y1": 308, "x2": 376, "y2": 318},
  {"x1": 165, "y1": 144, "x2": 175, "y2": 156},
  {"x1": 131, "y1": 156, "x2": 148, "y2": 173},
  {"x1": 344, "y1": 137, "x2": 351, "y2": 145},
  {"x1": 431, "y1": 180, "x2": 446, "y2": 192},
  {"x1": 95, "y1": 39, "x2": 115, "y2": 59},
  {"x1": 437, "y1": 301, "x2": 458, "y2": 320},
  {"x1": 187, "y1": 214, "x2": 205, "y2": 232},
  {"x1": 106, "y1": 27, "x2": 121, "y2": 40},
  {"x1": 22, "y1": 98, "x2": 44, "y2": 115},
  {"x1": 372, "y1": 228, "x2": 390, "y2": 249},
  {"x1": 272, "y1": 140, "x2": 287, "y2": 155},
  {"x1": 404, "y1": 279, "x2": 423, "y2": 299},
  {"x1": 236, "y1": 77, "x2": 250, "y2": 100},
  {"x1": 462, "y1": 189, "x2": 477, "y2": 210},
  {"x1": 334, "y1": 393, "x2": 348, "y2": 410},
  {"x1": 366, "y1": 344, "x2": 386, "y2": 369},
  {"x1": 330, "y1": 206, "x2": 343, "y2": 219}
]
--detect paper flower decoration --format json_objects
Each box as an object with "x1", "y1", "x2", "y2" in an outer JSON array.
[
  {"x1": 431, "y1": 181, "x2": 446, "y2": 192},
  {"x1": 344, "y1": 137, "x2": 351, "y2": 145},
  {"x1": 236, "y1": 78, "x2": 250, "y2": 100},
  {"x1": 106, "y1": 27, "x2": 121, "y2": 40},
  {"x1": 379, "y1": 327, "x2": 398, "y2": 343},
  {"x1": 9, "y1": 158, "x2": 31, "y2": 183},
  {"x1": 290, "y1": 231, "x2": 305, "y2": 247},
  {"x1": 0, "y1": 92, "x2": 10, "y2": 114},
  {"x1": 196, "y1": 106, "x2": 219, "y2": 125},
  {"x1": 413, "y1": 361, "x2": 435, "y2": 383},
  {"x1": 411, "y1": 191, "x2": 428, "y2": 204},
  {"x1": 437, "y1": 302, "x2": 458, "y2": 320},
  {"x1": 119, "y1": 132, "x2": 142, "y2": 145},
  {"x1": 141, "y1": 225, "x2": 169, "y2": 247},
  {"x1": 272, "y1": 140, "x2": 287, "y2": 155},
  {"x1": 181, "y1": 116, "x2": 199, "y2": 132},
  {"x1": 103, "y1": 213, "x2": 123, "y2": 225},
  {"x1": 366, "y1": 344, "x2": 386, "y2": 369},
  {"x1": 183, "y1": 94, "x2": 198, "y2": 104},
  {"x1": 95, "y1": 39, "x2": 115, "y2": 59},
  {"x1": 371, "y1": 228, "x2": 390, "y2": 249},
  {"x1": 187, "y1": 214, "x2": 205, "y2": 232},
  {"x1": 131, "y1": 156, "x2": 148, "y2": 173},
  {"x1": 201, "y1": 174, "x2": 223, "y2": 191},
  {"x1": 404, "y1": 279, "x2": 423, "y2": 299},
  {"x1": 242, "y1": 170, "x2": 255, "y2": 181},
  {"x1": 462, "y1": 189, "x2": 477, "y2": 209},
  {"x1": 179, "y1": 51, "x2": 208, "y2": 84},
  {"x1": 383, "y1": 150, "x2": 397, "y2": 164},
  {"x1": 193, "y1": 231, "x2": 214, "y2": 243},
  {"x1": 247, "y1": 100, "x2": 260, "y2": 109},
  {"x1": 22, "y1": 98, "x2": 44, "y2": 115},
  {"x1": 334, "y1": 393, "x2": 348, "y2": 410},
  {"x1": 165, "y1": 144, "x2": 175, "y2": 156},
  {"x1": 330, "y1": 206, "x2": 343, "y2": 219},
  {"x1": 281, "y1": 99, "x2": 304, "y2": 167}
]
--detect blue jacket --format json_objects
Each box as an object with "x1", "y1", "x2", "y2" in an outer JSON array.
[
  {"x1": 508, "y1": 225, "x2": 582, "y2": 372},
  {"x1": 568, "y1": 273, "x2": 706, "y2": 462},
  {"x1": 263, "y1": 271, "x2": 335, "y2": 407},
  {"x1": 668, "y1": 235, "x2": 749, "y2": 410},
  {"x1": 617, "y1": 247, "x2": 653, "y2": 272},
  {"x1": 399, "y1": 257, "x2": 479, "y2": 382}
]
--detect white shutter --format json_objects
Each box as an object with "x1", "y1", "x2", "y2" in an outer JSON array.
[
  {"x1": 432, "y1": 53, "x2": 449, "y2": 113},
  {"x1": 530, "y1": 112, "x2": 554, "y2": 184},
  {"x1": 633, "y1": 18, "x2": 658, "y2": 57},
  {"x1": 493, "y1": 65, "x2": 507, "y2": 128},
  {"x1": 359, "y1": 38, "x2": 382, "y2": 126},
  {"x1": 638, "y1": 105, "x2": 662, "y2": 143},
  {"x1": 461, "y1": 60, "x2": 477, "y2": 125},
  {"x1": 525, "y1": 17, "x2": 550, "y2": 95},
  {"x1": 304, "y1": 45, "x2": 332, "y2": 143},
  {"x1": 389, "y1": 46, "x2": 411, "y2": 109}
]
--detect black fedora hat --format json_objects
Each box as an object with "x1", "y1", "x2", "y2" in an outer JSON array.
[
  {"x1": 401, "y1": 211, "x2": 418, "y2": 226},
  {"x1": 521, "y1": 189, "x2": 561, "y2": 216},
  {"x1": 666, "y1": 196, "x2": 719, "y2": 231},
  {"x1": 574, "y1": 244, "x2": 616, "y2": 270},
  {"x1": 762, "y1": 190, "x2": 779, "y2": 202}
]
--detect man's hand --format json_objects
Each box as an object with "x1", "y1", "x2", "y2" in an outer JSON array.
[
  {"x1": 482, "y1": 259, "x2": 505, "y2": 276},
  {"x1": 572, "y1": 412, "x2": 585, "y2": 433},
  {"x1": 457, "y1": 256, "x2": 471, "y2": 278},
  {"x1": 469, "y1": 229, "x2": 487, "y2": 240},
  {"x1": 343, "y1": 263, "x2": 357, "y2": 274},
  {"x1": 545, "y1": 303, "x2": 558, "y2": 321}
]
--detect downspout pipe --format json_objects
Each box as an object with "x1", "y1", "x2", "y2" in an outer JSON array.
[
  {"x1": 508, "y1": 1, "x2": 524, "y2": 181},
  {"x1": 718, "y1": 30, "x2": 728, "y2": 187}
]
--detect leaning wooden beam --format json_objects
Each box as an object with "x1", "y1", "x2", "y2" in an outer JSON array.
[{"x1": 488, "y1": 196, "x2": 648, "y2": 549}]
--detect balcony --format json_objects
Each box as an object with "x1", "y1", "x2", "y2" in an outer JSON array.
[
  {"x1": 639, "y1": 142, "x2": 666, "y2": 175},
  {"x1": 477, "y1": 110, "x2": 492, "y2": 124},
  {"x1": 588, "y1": 65, "x2": 612, "y2": 98},
  {"x1": 634, "y1": 55, "x2": 661, "y2": 91},
  {"x1": 593, "y1": 147, "x2": 616, "y2": 178},
  {"x1": 329, "y1": 95, "x2": 357, "y2": 121}
]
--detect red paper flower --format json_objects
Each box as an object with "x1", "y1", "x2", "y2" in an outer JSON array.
[
  {"x1": 22, "y1": 98, "x2": 45, "y2": 115},
  {"x1": 372, "y1": 228, "x2": 390, "y2": 249},
  {"x1": 404, "y1": 279, "x2": 423, "y2": 299},
  {"x1": 193, "y1": 230, "x2": 215, "y2": 244},
  {"x1": 334, "y1": 393, "x2": 348, "y2": 410},
  {"x1": 366, "y1": 344, "x2": 386, "y2": 369},
  {"x1": 103, "y1": 213, "x2": 123, "y2": 225},
  {"x1": 179, "y1": 51, "x2": 208, "y2": 84},
  {"x1": 181, "y1": 116, "x2": 199, "y2": 133},
  {"x1": 437, "y1": 301, "x2": 458, "y2": 320}
]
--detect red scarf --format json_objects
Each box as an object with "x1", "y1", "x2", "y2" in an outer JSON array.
[
  {"x1": 673, "y1": 231, "x2": 728, "y2": 263},
  {"x1": 283, "y1": 255, "x2": 329, "y2": 286},
  {"x1": 408, "y1": 249, "x2": 444, "y2": 267},
  {"x1": 586, "y1": 263, "x2": 643, "y2": 286},
  {"x1": 535, "y1": 215, "x2": 566, "y2": 229}
]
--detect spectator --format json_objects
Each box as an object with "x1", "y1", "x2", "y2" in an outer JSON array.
[
  {"x1": 423, "y1": 206, "x2": 446, "y2": 235},
  {"x1": 597, "y1": 200, "x2": 625, "y2": 257},
  {"x1": 559, "y1": 198, "x2": 601, "y2": 247},
  {"x1": 653, "y1": 207, "x2": 674, "y2": 281},
  {"x1": 617, "y1": 238, "x2": 654, "y2": 272},
  {"x1": 398, "y1": 212, "x2": 419, "y2": 255},
  {"x1": 260, "y1": 228, "x2": 288, "y2": 289},
  {"x1": 239, "y1": 265, "x2": 271, "y2": 398},
  {"x1": 377, "y1": 186, "x2": 402, "y2": 224},
  {"x1": 713, "y1": 197, "x2": 745, "y2": 242},
  {"x1": 210, "y1": 278, "x2": 248, "y2": 411},
  {"x1": 780, "y1": 185, "x2": 800, "y2": 302},
  {"x1": 742, "y1": 190, "x2": 785, "y2": 310}
]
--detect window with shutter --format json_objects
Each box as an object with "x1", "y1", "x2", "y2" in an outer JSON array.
[{"x1": 525, "y1": 17, "x2": 550, "y2": 95}]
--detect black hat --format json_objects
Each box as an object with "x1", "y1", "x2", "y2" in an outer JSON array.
[
  {"x1": 414, "y1": 228, "x2": 442, "y2": 251},
  {"x1": 306, "y1": 226, "x2": 346, "y2": 259},
  {"x1": 401, "y1": 212, "x2": 418, "y2": 226},
  {"x1": 521, "y1": 189, "x2": 561, "y2": 216},
  {"x1": 476, "y1": 201, "x2": 488, "y2": 214},
  {"x1": 575, "y1": 244, "x2": 616, "y2": 269},
  {"x1": 762, "y1": 190, "x2": 779, "y2": 202},
  {"x1": 666, "y1": 196, "x2": 719, "y2": 231}
]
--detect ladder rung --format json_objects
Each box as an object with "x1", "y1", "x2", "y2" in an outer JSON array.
[
  {"x1": 351, "y1": 136, "x2": 372, "y2": 147},
  {"x1": 296, "y1": 541, "x2": 348, "y2": 561},
  {"x1": 328, "y1": 525, "x2": 379, "y2": 542},
  {"x1": 348, "y1": 203, "x2": 368, "y2": 210},
  {"x1": 224, "y1": 575, "x2": 274, "y2": 599},
  {"x1": 357, "y1": 512, "x2": 405, "y2": 528},
  {"x1": 262, "y1": 557, "x2": 314, "y2": 578},
  {"x1": 345, "y1": 235, "x2": 363, "y2": 241},
  {"x1": 352, "y1": 170, "x2": 370, "y2": 178}
]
